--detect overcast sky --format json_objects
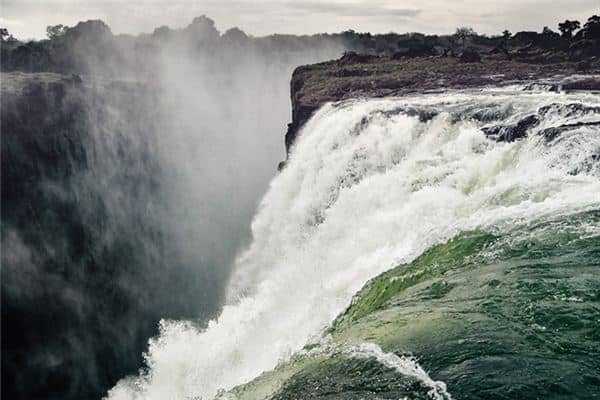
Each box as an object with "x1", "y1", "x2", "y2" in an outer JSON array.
[{"x1": 1, "y1": 0, "x2": 598, "y2": 40}]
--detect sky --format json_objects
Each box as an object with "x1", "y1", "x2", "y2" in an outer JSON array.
[{"x1": 1, "y1": 0, "x2": 598, "y2": 40}]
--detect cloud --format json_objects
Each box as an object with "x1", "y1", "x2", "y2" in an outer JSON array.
[
  {"x1": 0, "y1": 17, "x2": 25, "y2": 27},
  {"x1": 286, "y1": 1, "x2": 421, "y2": 18},
  {"x1": 2, "y1": 0, "x2": 599, "y2": 39}
]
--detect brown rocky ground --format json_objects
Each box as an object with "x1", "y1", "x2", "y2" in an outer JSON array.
[{"x1": 285, "y1": 54, "x2": 600, "y2": 153}]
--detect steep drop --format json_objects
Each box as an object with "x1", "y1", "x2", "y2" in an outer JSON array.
[{"x1": 109, "y1": 85, "x2": 600, "y2": 400}]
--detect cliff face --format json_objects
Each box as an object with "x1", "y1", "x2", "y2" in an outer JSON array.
[
  {"x1": 2, "y1": 73, "x2": 153, "y2": 399},
  {"x1": 284, "y1": 51, "x2": 600, "y2": 153},
  {"x1": 0, "y1": 73, "x2": 219, "y2": 400}
]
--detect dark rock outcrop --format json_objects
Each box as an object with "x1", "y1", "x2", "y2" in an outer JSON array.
[
  {"x1": 483, "y1": 115, "x2": 540, "y2": 142},
  {"x1": 283, "y1": 53, "x2": 600, "y2": 153},
  {"x1": 337, "y1": 51, "x2": 379, "y2": 64},
  {"x1": 563, "y1": 78, "x2": 600, "y2": 91},
  {"x1": 1, "y1": 73, "x2": 218, "y2": 400},
  {"x1": 482, "y1": 102, "x2": 600, "y2": 143}
]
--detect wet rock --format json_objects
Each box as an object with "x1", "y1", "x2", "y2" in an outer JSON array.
[
  {"x1": 539, "y1": 121, "x2": 600, "y2": 141},
  {"x1": 522, "y1": 82, "x2": 560, "y2": 92},
  {"x1": 562, "y1": 78, "x2": 600, "y2": 91},
  {"x1": 538, "y1": 102, "x2": 600, "y2": 117},
  {"x1": 285, "y1": 104, "x2": 319, "y2": 152},
  {"x1": 483, "y1": 115, "x2": 539, "y2": 142},
  {"x1": 380, "y1": 107, "x2": 438, "y2": 122}
]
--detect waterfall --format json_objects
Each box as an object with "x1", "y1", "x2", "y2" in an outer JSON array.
[{"x1": 108, "y1": 86, "x2": 600, "y2": 400}]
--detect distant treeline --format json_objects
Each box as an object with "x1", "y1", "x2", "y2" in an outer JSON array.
[{"x1": 1, "y1": 14, "x2": 599, "y2": 76}]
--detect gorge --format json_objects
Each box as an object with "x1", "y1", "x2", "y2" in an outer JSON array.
[{"x1": 2, "y1": 14, "x2": 600, "y2": 400}]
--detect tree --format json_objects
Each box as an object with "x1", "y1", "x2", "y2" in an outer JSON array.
[
  {"x1": 185, "y1": 15, "x2": 219, "y2": 42},
  {"x1": 542, "y1": 26, "x2": 554, "y2": 35},
  {"x1": 446, "y1": 35, "x2": 457, "y2": 56},
  {"x1": 152, "y1": 25, "x2": 171, "y2": 40},
  {"x1": 558, "y1": 19, "x2": 580, "y2": 39},
  {"x1": 46, "y1": 24, "x2": 67, "y2": 39},
  {"x1": 0, "y1": 27, "x2": 17, "y2": 42},
  {"x1": 222, "y1": 27, "x2": 248, "y2": 43},
  {"x1": 455, "y1": 27, "x2": 476, "y2": 49},
  {"x1": 502, "y1": 30, "x2": 511, "y2": 41},
  {"x1": 582, "y1": 15, "x2": 600, "y2": 39}
]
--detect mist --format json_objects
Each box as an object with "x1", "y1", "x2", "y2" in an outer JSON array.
[{"x1": 1, "y1": 16, "x2": 346, "y2": 399}]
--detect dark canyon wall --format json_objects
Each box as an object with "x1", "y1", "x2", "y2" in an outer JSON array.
[{"x1": 1, "y1": 16, "x2": 348, "y2": 400}]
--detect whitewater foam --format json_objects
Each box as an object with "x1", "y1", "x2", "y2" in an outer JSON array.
[
  {"x1": 348, "y1": 342, "x2": 452, "y2": 400},
  {"x1": 108, "y1": 86, "x2": 600, "y2": 400}
]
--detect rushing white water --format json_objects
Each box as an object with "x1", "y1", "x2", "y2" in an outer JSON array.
[
  {"x1": 108, "y1": 86, "x2": 600, "y2": 400},
  {"x1": 349, "y1": 342, "x2": 452, "y2": 400}
]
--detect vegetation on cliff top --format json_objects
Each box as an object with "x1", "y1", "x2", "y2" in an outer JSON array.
[
  {"x1": 283, "y1": 15, "x2": 600, "y2": 152},
  {"x1": 2, "y1": 15, "x2": 599, "y2": 76}
]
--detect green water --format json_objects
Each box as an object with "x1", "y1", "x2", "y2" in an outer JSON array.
[{"x1": 233, "y1": 210, "x2": 600, "y2": 399}]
